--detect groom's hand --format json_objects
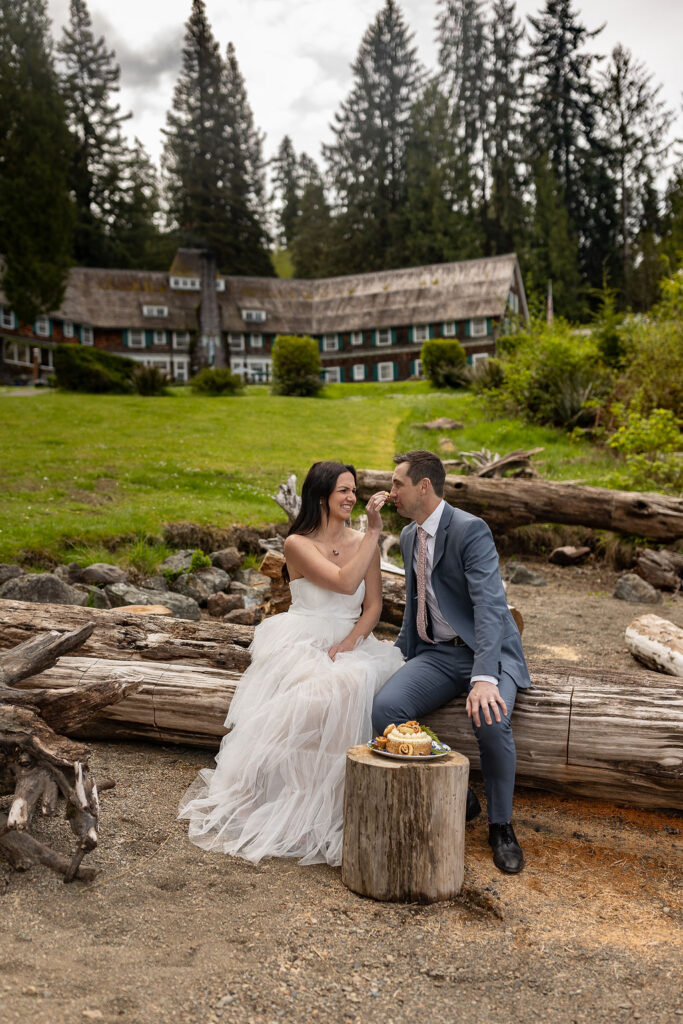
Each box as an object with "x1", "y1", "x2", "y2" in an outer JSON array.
[{"x1": 467, "y1": 680, "x2": 507, "y2": 727}]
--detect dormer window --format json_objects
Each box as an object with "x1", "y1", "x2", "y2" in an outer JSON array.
[
  {"x1": 143, "y1": 304, "x2": 168, "y2": 318},
  {"x1": 241, "y1": 309, "x2": 267, "y2": 324},
  {"x1": 170, "y1": 276, "x2": 200, "y2": 291}
]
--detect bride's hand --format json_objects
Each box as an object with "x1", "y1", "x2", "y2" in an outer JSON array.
[
  {"x1": 329, "y1": 636, "x2": 359, "y2": 661},
  {"x1": 365, "y1": 490, "x2": 389, "y2": 533}
]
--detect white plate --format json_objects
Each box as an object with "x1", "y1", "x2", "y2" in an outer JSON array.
[{"x1": 367, "y1": 740, "x2": 451, "y2": 761}]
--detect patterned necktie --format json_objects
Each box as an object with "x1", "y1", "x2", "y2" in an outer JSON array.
[{"x1": 416, "y1": 526, "x2": 435, "y2": 644}]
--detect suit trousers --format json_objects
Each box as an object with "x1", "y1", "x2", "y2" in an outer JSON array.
[{"x1": 371, "y1": 639, "x2": 518, "y2": 823}]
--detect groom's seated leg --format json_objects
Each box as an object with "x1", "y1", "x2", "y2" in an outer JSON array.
[
  {"x1": 371, "y1": 645, "x2": 470, "y2": 735},
  {"x1": 469, "y1": 671, "x2": 518, "y2": 824}
]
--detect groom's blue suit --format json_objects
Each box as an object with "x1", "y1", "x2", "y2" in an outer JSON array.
[{"x1": 372, "y1": 502, "x2": 531, "y2": 823}]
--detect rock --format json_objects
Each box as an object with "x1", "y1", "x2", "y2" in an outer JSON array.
[
  {"x1": 258, "y1": 550, "x2": 286, "y2": 580},
  {"x1": 140, "y1": 575, "x2": 170, "y2": 592},
  {"x1": 170, "y1": 567, "x2": 230, "y2": 607},
  {"x1": 614, "y1": 574, "x2": 663, "y2": 604},
  {"x1": 104, "y1": 582, "x2": 201, "y2": 620},
  {"x1": 78, "y1": 562, "x2": 128, "y2": 586},
  {"x1": 0, "y1": 573, "x2": 88, "y2": 606},
  {"x1": 548, "y1": 546, "x2": 592, "y2": 566},
  {"x1": 229, "y1": 580, "x2": 270, "y2": 609},
  {"x1": 233, "y1": 569, "x2": 271, "y2": 587},
  {"x1": 438, "y1": 438, "x2": 457, "y2": 453},
  {"x1": 209, "y1": 546, "x2": 242, "y2": 572},
  {"x1": 195, "y1": 566, "x2": 230, "y2": 591},
  {"x1": 0, "y1": 564, "x2": 23, "y2": 586},
  {"x1": 417, "y1": 417, "x2": 464, "y2": 430},
  {"x1": 158, "y1": 550, "x2": 196, "y2": 574},
  {"x1": 52, "y1": 562, "x2": 82, "y2": 583},
  {"x1": 223, "y1": 606, "x2": 263, "y2": 625},
  {"x1": 207, "y1": 592, "x2": 244, "y2": 617},
  {"x1": 71, "y1": 583, "x2": 111, "y2": 609},
  {"x1": 505, "y1": 563, "x2": 546, "y2": 587},
  {"x1": 634, "y1": 549, "x2": 681, "y2": 591},
  {"x1": 258, "y1": 536, "x2": 285, "y2": 555}
]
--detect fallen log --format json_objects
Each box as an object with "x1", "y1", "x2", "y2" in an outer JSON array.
[
  {"x1": 18, "y1": 656, "x2": 683, "y2": 810},
  {"x1": 0, "y1": 599, "x2": 252, "y2": 670},
  {"x1": 625, "y1": 614, "x2": 683, "y2": 677},
  {"x1": 356, "y1": 469, "x2": 683, "y2": 542}
]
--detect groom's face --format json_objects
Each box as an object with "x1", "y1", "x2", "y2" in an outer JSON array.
[{"x1": 390, "y1": 462, "x2": 426, "y2": 520}]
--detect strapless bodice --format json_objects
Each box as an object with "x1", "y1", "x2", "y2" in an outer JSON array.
[{"x1": 288, "y1": 577, "x2": 365, "y2": 620}]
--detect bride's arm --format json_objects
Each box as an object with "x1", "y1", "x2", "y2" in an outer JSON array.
[
  {"x1": 328, "y1": 550, "x2": 383, "y2": 661},
  {"x1": 284, "y1": 492, "x2": 385, "y2": 595}
]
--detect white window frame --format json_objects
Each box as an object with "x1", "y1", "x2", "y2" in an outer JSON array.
[
  {"x1": 471, "y1": 352, "x2": 489, "y2": 369},
  {"x1": 0, "y1": 307, "x2": 15, "y2": 330},
  {"x1": 229, "y1": 333, "x2": 245, "y2": 352},
  {"x1": 62, "y1": 320, "x2": 74, "y2": 338},
  {"x1": 350, "y1": 331, "x2": 364, "y2": 346},
  {"x1": 352, "y1": 364, "x2": 366, "y2": 381},
  {"x1": 153, "y1": 330, "x2": 166, "y2": 346},
  {"x1": 35, "y1": 317, "x2": 50, "y2": 338},
  {"x1": 241, "y1": 309, "x2": 267, "y2": 324},
  {"x1": 413, "y1": 358, "x2": 423, "y2": 378},
  {"x1": 4, "y1": 340, "x2": 31, "y2": 365},
  {"x1": 128, "y1": 329, "x2": 145, "y2": 349},
  {"x1": 413, "y1": 324, "x2": 429, "y2": 343},
  {"x1": 81, "y1": 327, "x2": 94, "y2": 346},
  {"x1": 322, "y1": 334, "x2": 339, "y2": 352},
  {"x1": 377, "y1": 361, "x2": 394, "y2": 382},
  {"x1": 170, "y1": 276, "x2": 200, "y2": 290},
  {"x1": 173, "y1": 331, "x2": 190, "y2": 350},
  {"x1": 216, "y1": 279, "x2": 225, "y2": 292},
  {"x1": 249, "y1": 333, "x2": 264, "y2": 348},
  {"x1": 508, "y1": 290, "x2": 520, "y2": 314},
  {"x1": 324, "y1": 366, "x2": 341, "y2": 383},
  {"x1": 442, "y1": 321, "x2": 456, "y2": 337},
  {"x1": 376, "y1": 329, "x2": 391, "y2": 346},
  {"x1": 173, "y1": 359, "x2": 189, "y2": 382},
  {"x1": 142, "y1": 304, "x2": 168, "y2": 318},
  {"x1": 470, "y1": 318, "x2": 487, "y2": 338}
]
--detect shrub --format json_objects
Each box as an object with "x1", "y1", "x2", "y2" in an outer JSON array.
[
  {"x1": 608, "y1": 403, "x2": 683, "y2": 492},
  {"x1": 271, "y1": 335, "x2": 322, "y2": 396},
  {"x1": 54, "y1": 345, "x2": 135, "y2": 394},
  {"x1": 132, "y1": 364, "x2": 170, "y2": 396},
  {"x1": 189, "y1": 548, "x2": 211, "y2": 571},
  {"x1": 190, "y1": 367, "x2": 244, "y2": 396},
  {"x1": 420, "y1": 338, "x2": 468, "y2": 389},
  {"x1": 469, "y1": 356, "x2": 505, "y2": 393}
]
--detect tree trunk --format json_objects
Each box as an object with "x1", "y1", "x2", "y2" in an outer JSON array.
[
  {"x1": 625, "y1": 615, "x2": 683, "y2": 677},
  {"x1": 356, "y1": 469, "x2": 683, "y2": 542},
  {"x1": 341, "y1": 745, "x2": 469, "y2": 903}
]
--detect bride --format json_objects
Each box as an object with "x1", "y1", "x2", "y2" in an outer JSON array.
[{"x1": 179, "y1": 460, "x2": 403, "y2": 866}]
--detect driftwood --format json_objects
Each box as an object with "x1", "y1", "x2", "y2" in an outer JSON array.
[
  {"x1": 634, "y1": 549, "x2": 683, "y2": 591},
  {"x1": 274, "y1": 474, "x2": 301, "y2": 523},
  {"x1": 446, "y1": 446, "x2": 544, "y2": 478},
  {"x1": 356, "y1": 469, "x2": 683, "y2": 542},
  {"x1": 341, "y1": 745, "x2": 469, "y2": 903},
  {"x1": 0, "y1": 625, "x2": 141, "y2": 881},
  {"x1": 625, "y1": 615, "x2": 683, "y2": 677}
]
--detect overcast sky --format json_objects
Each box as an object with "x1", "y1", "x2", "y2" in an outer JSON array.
[{"x1": 46, "y1": 0, "x2": 683, "y2": 172}]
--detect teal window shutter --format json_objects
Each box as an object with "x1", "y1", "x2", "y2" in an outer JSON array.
[
  {"x1": 410, "y1": 359, "x2": 415, "y2": 376},
  {"x1": 122, "y1": 330, "x2": 127, "y2": 347},
  {"x1": 391, "y1": 328, "x2": 397, "y2": 344},
  {"x1": 464, "y1": 319, "x2": 470, "y2": 338},
  {"x1": 408, "y1": 325, "x2": 413, "y2": 343},
  {"x1": 340, "y1": 367, "x2": 345, "y2": 382},
  {"x1": 372, "y1": 363, "x2": 378, "y2": 381},
  {"x1": 394, "y1": 362, "x2": 398, "y2": 380}
]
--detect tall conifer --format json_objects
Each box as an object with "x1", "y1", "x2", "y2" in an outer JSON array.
[
  {"x1": 272, "y1": 135, "x2": 301, "y2": 249},
  {"x1": 290, "y1": 155, "x2": 333, "y2": 279}
]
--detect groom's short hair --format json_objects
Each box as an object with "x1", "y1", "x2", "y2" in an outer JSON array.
[{"x1": 394, "y1": 450, "x2": 446, "y2": 497}]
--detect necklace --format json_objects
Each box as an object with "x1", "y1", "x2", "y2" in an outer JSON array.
[{"x1": 332, "y1": 549, "x2": 339, "y2": 556}]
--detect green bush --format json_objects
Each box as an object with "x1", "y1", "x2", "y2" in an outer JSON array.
[
  {"x1": 607, "y1": 403, "x2": 682, "y2": 492},
  {"x1": 271, "y1": 335, "x2": 322, "y2": 397},
  {"x1": 190, "y1": 367, "x2": 244, "y2": 396},
  {"x1": 189, "y1": 548, "x2": 211, "y2": 571},
  {"x1": 133, "y1": 364, "x2": 170, "y2": 396},
  {"x1": 54, "y1": 345, "x2": 135, "y2": 394},
  {"x1": 420, "y1": 338, "x2": 468, "y2": 389}
]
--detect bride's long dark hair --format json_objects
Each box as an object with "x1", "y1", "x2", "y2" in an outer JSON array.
[{"x1": 282, "y1": 461, "x2": 357, "y2": 581}]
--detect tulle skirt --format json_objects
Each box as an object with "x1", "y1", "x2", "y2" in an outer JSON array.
[{"x1": 178, "y1": 607, "x2": 404, "y2": 866}]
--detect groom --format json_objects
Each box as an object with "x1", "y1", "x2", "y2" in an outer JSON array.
[{"x1": 372, "y1": 450, "x2": 531, "y2": 873}]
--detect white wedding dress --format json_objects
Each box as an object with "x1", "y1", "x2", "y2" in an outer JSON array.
[{"x1": 178, "y1": 578, "x2": 404, "y2": 866}]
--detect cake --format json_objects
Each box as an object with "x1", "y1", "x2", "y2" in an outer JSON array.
[{"x1": 382, "y1": 720, "x2": 432, "y2": 756}]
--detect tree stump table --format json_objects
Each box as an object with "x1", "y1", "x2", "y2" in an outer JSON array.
[{"x1": 341, "y1": 745, "x2": 469, "y2": 904}]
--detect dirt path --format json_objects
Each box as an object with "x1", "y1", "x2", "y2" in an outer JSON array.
[{"x1": 1, "y1": 558, "x2": 682, "y2": 1024}]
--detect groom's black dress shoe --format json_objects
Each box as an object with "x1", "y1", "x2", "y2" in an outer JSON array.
[
  {"x1": 488, "y1": 822, "x2": 524, "y2": 873},
  {"x1": 466, "y1": 787, "x2": 481, "y2": 822}
]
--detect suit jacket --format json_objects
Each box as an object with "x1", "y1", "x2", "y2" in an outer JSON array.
[{"x1": 396, "y1": 503, "x2": 531, "y2": 689}]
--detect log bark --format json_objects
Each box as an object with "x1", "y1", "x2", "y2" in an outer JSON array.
[
  {"x1": 634, "y1": 549, "x2": 683, "y2": 591},
  {"x1": 0, "y1": 599, "x2": 252, "y2": 670},
  {"x1": 625, "y1": 615, "x2": 683, "y2": 677},
  {"x1": 341, "y1": 745, "x2": 469, "y2": 903},
  {"x1": 18, "y1": 656, "x2": 682, "y2": 810},
  {"x1": 356, "y1": 469, "x2": 683, "y2": 542}
]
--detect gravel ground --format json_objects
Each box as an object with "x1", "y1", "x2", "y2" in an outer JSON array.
[{"x1": 1, "y1": 558, "x2": 682, "y2": 1024}]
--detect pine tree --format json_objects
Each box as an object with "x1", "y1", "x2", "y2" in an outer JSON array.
[
  {"x1": 57, "y1": 0, "x2": 131, "y2": 266},
  {"x1": 323, "y1": 0, "x2": 423, "y2": 273},
  {"x1": 526, "y1": 155, "x2": 582, "y2": 318},
  {"x1": 290, "y1": 155, "x2": 333, "y2": 279},
  {"x1": 272, "y1": 135, "x2": 301, "y2": 249},
  {"x1": 111, "y1": 139, "x2": 164, "y2": 270},
  {"x1": 660, "y1": 165, "x2": 683, "y2": 273},
  {"x1": 0, "y1": 0, "x2": 74, "y2": 323}
]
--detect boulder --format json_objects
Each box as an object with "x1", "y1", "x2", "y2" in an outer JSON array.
[
  {"x1": 233, "y1": 569, "x2": 271, "y2": 588},
  {"x1": 158, "y1": 550, "x2": 196, "y2": 574},
  {"x1": 140, "y1": 575, "x2": 170, "y2": 592},
  {"x1": 504, "y1": 562, "x2": 547, "y2": 587},
  {"x1": 207, "y1": 592, "x2": 244, "y2": 618},
  {"x1": 104, "y1": 582, "x2": 201, "y2": 620},
  {"x1": 71, "y1": 583, "x2": 111, "y2": 609},
  {"x1": 52, "y1": 562, "x2": 83, "y2": 583},
  {"x1": 223, "y1": 606, "x2": 263, "y2": 625},
  {"x1": 548, "y1": 546, "x2": 592, "y2": 566},
  {"x1": 209, "y1": 546, "x2": 242, "y2": 573},
  {"x1": 78, "y1": 562, "x2": 128, "y2": 586},
  {"x1": 614, "y1": 574, "x2": 662, "y2": 605},
  {"x1": 229, "y1": 580, "x2": 270, "y2": 609},
  {"x1": 0, "y1": 573, "x2": 88, "y2": 606},
  {"x1": 258, "y1": 536, "x2": 285, "y2": 555},
  {"x1": 0, "y1": 564, "x2": 23, "y2": 586}
]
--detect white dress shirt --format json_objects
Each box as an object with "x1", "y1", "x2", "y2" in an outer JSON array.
[{"x1": 413, "y1": 500, "x2": 498, "y2": 687}]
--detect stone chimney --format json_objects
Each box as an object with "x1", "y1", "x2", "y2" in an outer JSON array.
[{"x1": 199, "y1": 250, "x2": 224, "y2": 368}]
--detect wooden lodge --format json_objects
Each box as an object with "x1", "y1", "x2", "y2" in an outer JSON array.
[{"x1": 0, "y1": 250, "x2": 528, "y2": 385}]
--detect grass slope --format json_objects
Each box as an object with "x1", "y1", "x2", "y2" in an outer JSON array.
[{"x1": 0, "y1": 383, "x2": 617, "y2": 564}]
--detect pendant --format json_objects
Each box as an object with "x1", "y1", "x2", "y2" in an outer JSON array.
[{"x1": 332, "y1": 549, "x2": 340, "y2": 556}]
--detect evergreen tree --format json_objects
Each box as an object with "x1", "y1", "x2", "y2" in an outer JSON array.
[
  {"x1": 57, "y1": 0, "x2": 131, "y2": 266},
  {"x1": 272, "y1": 135, "x2": 300, "y2": 248},
  {"x1": 323, "y1": 0, "x2": 423, "y2": 273},
  {"x1": 660, "y1": 164, "x2": 683, "y2": 273},
  {"x1": 111, "y1": 139, "x2": 164, "y2": 270},
  {"x1": 526, "y1": 155, "x2": 582, "y2": 318},
  {"x1": 598, "y1": 44, "x2": 674, "y2": 305},
  {"x1": 0, "y1": 0, "x2": 74, "y2": 323},
  {"x1": 290, "y1": 155, "x2": 332, "y2": 278}
]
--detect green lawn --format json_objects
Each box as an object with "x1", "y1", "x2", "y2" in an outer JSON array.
[{"x1": 0, "y1": 383, "x2": 618, "y2": 565}]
